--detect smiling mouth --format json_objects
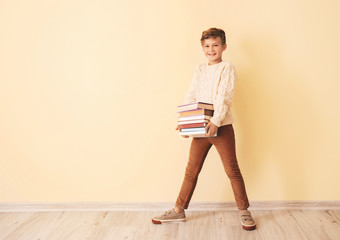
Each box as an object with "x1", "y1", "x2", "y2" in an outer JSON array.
[{"x1": 208, "y1": 53, "x2": 216, "y2": 56}]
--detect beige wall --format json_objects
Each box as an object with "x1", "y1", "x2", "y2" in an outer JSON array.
[{"x1": 1, "y1": 0, "x2": 339, "y2": 202}]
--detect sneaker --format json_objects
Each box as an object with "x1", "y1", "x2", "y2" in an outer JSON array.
[
  {"x1": 239, "y1": 210, "x2": 256, "y2": 230},
  {"x1": 152, "y1": 208, "x2": 186, "y2": 224}
]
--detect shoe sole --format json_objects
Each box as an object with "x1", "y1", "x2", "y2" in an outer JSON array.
[
  {"x1": 152, "y1": 218, "x2": 186, "y2": 224},
  {"x1": 242, "y1": 224, "x2": 256, "y2": 231}
]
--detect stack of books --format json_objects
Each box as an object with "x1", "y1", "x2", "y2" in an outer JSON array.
[{"x1": 177, "y1": 102, "x2": 218, "y2": 138}]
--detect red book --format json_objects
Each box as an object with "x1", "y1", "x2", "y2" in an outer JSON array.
[{"x1": 177, "y1": 122, "x2": 208, "y2": 129}]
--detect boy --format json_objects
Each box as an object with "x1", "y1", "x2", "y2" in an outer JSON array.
[{"x1": 152, "y1": 28, "x2": 256, "y2": 231}]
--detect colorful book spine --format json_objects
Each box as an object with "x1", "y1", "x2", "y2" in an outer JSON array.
[{"x1": 176, "y1": 102, "x2": 217, "y2": 138}]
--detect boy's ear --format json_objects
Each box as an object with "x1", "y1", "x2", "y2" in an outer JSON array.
[{"x1": 223, "y1": 43, "x2": 227, "y2": 51}]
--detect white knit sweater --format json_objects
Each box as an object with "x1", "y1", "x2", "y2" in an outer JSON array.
[{"x1": 182, "y1": 60, "x2": 237, "y2": 127}]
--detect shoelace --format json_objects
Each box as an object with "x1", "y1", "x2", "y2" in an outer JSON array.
[
  {"x1": 161, "y1": 209, "x2": 174, "y2": 217},
  {"x1": 240, "y1": 214, "x2": 254, "y2": 223}
]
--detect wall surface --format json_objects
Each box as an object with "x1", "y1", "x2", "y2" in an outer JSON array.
[{"x1": 1, "y1": 0, "x2": 339, "y2": 202}]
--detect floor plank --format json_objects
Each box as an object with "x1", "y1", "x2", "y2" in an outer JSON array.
[{"x1": 0, "y1": 210, "x2": 339, "y2": 240}]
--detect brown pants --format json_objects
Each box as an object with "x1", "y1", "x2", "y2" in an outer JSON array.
[{"x1": 175, "y1": 124, "x2": 250, "y2": 210}]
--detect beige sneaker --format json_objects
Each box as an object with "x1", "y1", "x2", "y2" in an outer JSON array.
[
  {"x1": 152, "y1": 208, "x2": 186, "y2": 224},
  {"x1": 239, "y1": 210, "x2": 256, "y2": 230}
]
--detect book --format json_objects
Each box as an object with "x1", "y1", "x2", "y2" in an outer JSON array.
[
  {"x1": 181, "y1": 127, "x2": 207, "y2": 132},
  {"x1": 177, "y1": 102, "x2": 214, "y2": 112},
  {"x1": 176, "y1": 102, "x2": 217, "y2": 138},
  {"x1": 177, "y1": 122, "x2": 208, "y2": 129},
  {"x1": 180, "y1": 132, "x2": 217, "y2": 138},
  {"x1": 178, "y1": 114, "x2": 212, "y2": 121},
  {"x1": 178, "y1": 119, "x2": 210, "y2": 125},
  {"x1": 179, "y1": 128, "x2": 218, "y2": 137},
  {"x1": 179, "y1": 108, "x2": 214, "y2": 117}
]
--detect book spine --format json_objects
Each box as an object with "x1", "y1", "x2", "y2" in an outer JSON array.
[
  {"x1": 179, "y1": 109, "x2": 214, "y2": 117},
  {"x1": 177, "y1": 123, "x2": 207, "y2": 129},
  {"x1": 177, "y1": 102, "x2": 214, "y2": 112},
  {"x1": 178, "y1": 115, "x2": 211, "y2": 121},
  {"x1": 181, "y1": 127, "x2": 206, "y2": 132},
  {"x1": 178, "y1": 120, "x2": 209, "y2": 125}
]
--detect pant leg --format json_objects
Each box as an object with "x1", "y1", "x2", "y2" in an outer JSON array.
[
  {"x1": 211, "y1": 124, "x2": 250, "y2": 210},
  {"x1": 175, "y1": 137, "x2": 212, "y2": 210}
]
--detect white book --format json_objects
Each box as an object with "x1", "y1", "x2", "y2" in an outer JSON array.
[
  {"x1": 178, "y1": 115, "x2": 211, "y2": 121},
  {"x1": 178, "y1": 119, "x2": 210, "y2": 125},
  {"x1": 179, "y1": 130, "x2": 218, "y2": 138},
  {"x1": 181, "y1": 127, "x2": 206, "y2": 132}
]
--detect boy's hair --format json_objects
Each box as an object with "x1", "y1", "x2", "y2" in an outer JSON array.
[{"x1": 200, "y1": 28, "x2": 226, "y2": 45}]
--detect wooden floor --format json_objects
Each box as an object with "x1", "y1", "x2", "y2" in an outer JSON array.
[{"x1": 0, "y1": 210, "x2": 339, "y2": 240}]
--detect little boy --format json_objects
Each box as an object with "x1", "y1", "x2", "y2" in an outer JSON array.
[{"x1": 152, "y1": 28, "x2": 256, "y2": 231}]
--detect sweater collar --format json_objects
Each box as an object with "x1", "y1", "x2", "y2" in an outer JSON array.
[{"x1": 206, "y1": 61, "x2": 224, "y2": 67}]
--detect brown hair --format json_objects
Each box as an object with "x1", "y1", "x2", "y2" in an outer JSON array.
[{"x1": 200, "y1": 28, "x2": 226, "y2": 46}]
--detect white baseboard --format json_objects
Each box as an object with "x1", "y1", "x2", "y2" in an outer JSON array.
[{"x1": 0, "y1": 201, "x2": 339, "y2": 212}]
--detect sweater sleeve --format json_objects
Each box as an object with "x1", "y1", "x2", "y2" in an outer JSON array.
[
  {"x1": 209, "y1": 64, "x2": 236, "y2": 127},
  {"x1": 182, "y1": 65, "x2": 199, "y2": 104}
]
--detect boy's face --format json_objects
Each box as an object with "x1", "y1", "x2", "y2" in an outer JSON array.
[{"x1": 201, "y1": 37, "x2": 227, "y2": 65}]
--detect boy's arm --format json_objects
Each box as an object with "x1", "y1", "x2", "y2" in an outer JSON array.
[
  {"x1": 209, "y1": 63, "x2": 236, "y2": 127},
  {"x1": 182, "y1": 65, "x2": 199, "y2": 104}
]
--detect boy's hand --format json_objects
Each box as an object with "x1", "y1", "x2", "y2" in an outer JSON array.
[
  {"x1": 175, "y1": 126, "x2": 189, "y2": 138},
  {"x1": 205, "y1": 122, "x2": 218, "y2": 137}
]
